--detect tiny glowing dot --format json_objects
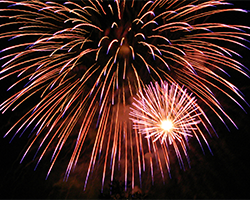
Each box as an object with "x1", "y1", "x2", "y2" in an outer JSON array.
[{"x1": 161, "y1": 119, "x2": 173, "y2": 131}]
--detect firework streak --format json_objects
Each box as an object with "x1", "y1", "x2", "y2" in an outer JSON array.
[{"x1": 0, "y1": 0, "x2": 249, "y2": 192}]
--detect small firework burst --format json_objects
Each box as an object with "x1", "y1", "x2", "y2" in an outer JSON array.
[
  {"x1": 130, "y1": 81, "x2": 212, "y2": 172},
  {"x1": 130, "y1": 82, "x2": 201, "y2": 144}
]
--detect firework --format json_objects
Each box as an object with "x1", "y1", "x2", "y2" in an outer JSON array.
[
  {"x1": 130, "y1": 81, "x2": 211, "y2": 174},
  {"x1": 0, "y1": 0, "x2": 249, "y2": 193}
]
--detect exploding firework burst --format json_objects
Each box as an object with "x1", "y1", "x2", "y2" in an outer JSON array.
[
  {"x1": 130, "y1": 81, "x2": 211, "y2": 173},
  {"x1": 0, "y1": 0, "x2": 249, "y2": 193},
  {"x1": 131, "y1": 82, "x2": 202, "y2": 144}
]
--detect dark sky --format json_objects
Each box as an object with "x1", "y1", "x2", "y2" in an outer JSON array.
[{"x1": 0, "y1": 1, "x2": 250, "y2": 199}]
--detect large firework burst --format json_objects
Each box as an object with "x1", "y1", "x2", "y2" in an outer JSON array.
[{"x1": 0, "y1": 0, "x2": 249, "y2": 193}]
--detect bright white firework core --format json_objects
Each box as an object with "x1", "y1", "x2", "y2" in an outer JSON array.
[{"x1": 160, "y1": 119, "x2": 173, "y2": 132}]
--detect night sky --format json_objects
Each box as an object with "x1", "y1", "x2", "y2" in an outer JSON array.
[{"x1": 1, "y1": 1, "x2": 250, "y2": 199}]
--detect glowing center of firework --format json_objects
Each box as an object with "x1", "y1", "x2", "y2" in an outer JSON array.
[
  {"x1": 118, "y1": 44, "x2": 131, "y2": 58},
  {"x1": 160, "y1": 119, "x2": 173, "y2": 132}
]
